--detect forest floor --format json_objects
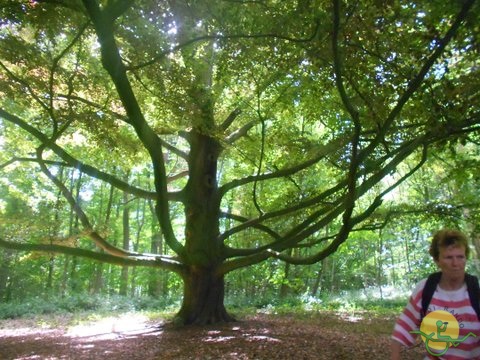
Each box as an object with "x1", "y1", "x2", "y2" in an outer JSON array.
[{"x1": 0, "y1": 310, "x2": 425, "y2": 359}]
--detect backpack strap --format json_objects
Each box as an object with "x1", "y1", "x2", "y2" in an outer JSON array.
[
  {"x1": 421, "y1": 272, "x2": 480, "y2": 322},
  {"x1": 421, "y1": 272, "x2": 442, "y2": 320},
  {"x1": 465, "y1": 273, "x2": 480, "y2": 321}
]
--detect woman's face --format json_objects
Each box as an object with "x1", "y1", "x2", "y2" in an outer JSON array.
[{"x1": 435, "y1": 245, "x2": 466, "y2": 280}]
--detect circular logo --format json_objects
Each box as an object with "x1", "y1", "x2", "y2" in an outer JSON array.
[{"x1": 420, "y1": 310, "x2": 459, "y2": 351}]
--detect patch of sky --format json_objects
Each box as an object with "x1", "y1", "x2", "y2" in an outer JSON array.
[{"x1": 167, "y1": 21, "x2": 177, "y2": 35}]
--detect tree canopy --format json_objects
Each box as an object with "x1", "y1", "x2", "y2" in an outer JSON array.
[{"x1": 0, "y1": 0, "x2": 479, "y2": 324}]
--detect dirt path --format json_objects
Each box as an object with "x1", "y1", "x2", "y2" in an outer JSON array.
[{"x1": 0, "y1": 312, "x2": 424, "y2": 359}]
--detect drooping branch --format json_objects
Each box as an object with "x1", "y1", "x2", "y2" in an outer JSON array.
[
  {"x1": 36, "y1": 146, "x2": 138, "y2": 258},
  {"x1": 332, "y1": 0, "x2": 359, "y2": 124},
  {"x1": 128, "y1": 19, "x2": 320, "y2": 71},
  {"x1": 81, "y1": 0, "x2": 185, "y2": 258},
  {"x1": 325, "y1": 0, "x2": 363, "y2": 265},
  {"x1": 263, "y1": 145, "x2": 429, "y2": 266},
  {"x1": 0, "y1": 237, "x2": 184, "y2": 273},
  {"x1": 357, "y1": 0, "x2": 477, "y2": 164},
  {"x1": 220, "y1": 212, "x2": 282, "y2": 241},
  {"x1": 219, "y1": 136, "x2": 348, "y2": 196},
  {"x1": 222, "y1": 111, "x2": 479, "y2": 272},
  {"x1": 252, "y1": 105, "x2": 266, "y2": 215},
  {"x1": 0, "y1": 108, "x2": 159, "y2": 200},
  {"x1": 48, "y1": 21, "x2": 90, "y2": 135},
  {"x1": 219, "y1": 133, "x2": 432, "y2": 271},
  {"x1": 221, "y1": 113, "x2": 468, "y2": 256}
]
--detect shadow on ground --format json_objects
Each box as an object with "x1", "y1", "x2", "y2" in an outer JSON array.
[{"x1": 0, "y1": 312, "x2": 424, "y2": 359}]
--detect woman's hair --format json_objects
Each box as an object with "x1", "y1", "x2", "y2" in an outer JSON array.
[{"x1": 429, "y1": 229, "x2": 469, "y2": 261}]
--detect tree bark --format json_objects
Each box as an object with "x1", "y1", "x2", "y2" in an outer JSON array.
[
  {"x1": 148, "y1": 232, "x2": 163, "y2": 297},
  {"x1": 172, "y1": 130, "x2": 235, "y2": 325},
  {"x1": 0, "y1": 251, "x2": 12, "y2": 301},
  {"x1": 119, "y1": 189, "x2": 130, "y2": 296},
  {"x1": 176, "y1": 267, "x2": 235, "y2": 325}
]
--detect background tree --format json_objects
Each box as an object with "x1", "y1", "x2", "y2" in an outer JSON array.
[{"x1": 0, "y1": 0, "x2": 479, "y2": 324}]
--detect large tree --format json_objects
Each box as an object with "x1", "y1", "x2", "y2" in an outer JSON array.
[{"x1": 0, "y1": 0, "x2": 479, "y2": 324}]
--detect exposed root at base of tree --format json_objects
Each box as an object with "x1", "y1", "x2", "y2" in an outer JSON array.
[{"x1": 173, "y1": 309, "x2": 237, "y2": 326}]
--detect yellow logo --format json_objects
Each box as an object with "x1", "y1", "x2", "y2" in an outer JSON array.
[{"x1": 410, "y1": 310, "x2": 477, "y2": 357}]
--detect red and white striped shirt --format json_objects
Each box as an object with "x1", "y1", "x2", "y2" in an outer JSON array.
[{"x1": 392, "y1": 278, "x2": 480, "y2": 359}]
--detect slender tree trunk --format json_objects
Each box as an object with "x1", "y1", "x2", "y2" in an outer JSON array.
[
  {"x1": 70, "y1": 257, "x2": 79, "y2": 292},
  {"x1": 376, "y1": 231, "x2": 384, "y2": 300},
  {"x1": 390, "y1": 246, "x2": 396, "y2": 286},
  {"x1": 310, "y1": 261, "x2": 323, "y2": 297},
  {"x1": 279, "y1": 251, "x2": 292, "y2": 298},
  {"x1": 472, "y1": 233, "x2": 480, "y2": 271},
  {"x1": 46, "y1": 257, "x2": 54, "y2": 291},
  {"x1": 119, "y1": 189, "x2": 130, "y2": 296},
  {"x1": 91, "y1": 263, "x2": 104, "y2": 294},
  {"x1": 130, "y1": 197, "x2": 145, "y2": 297},
  {"x1": 92, "y1": 183, "x2": 116, "y2": 294},
  {"x1": 66, "y1": 169, "x2": 82, "y2": 294},
  {"x1": 148, "y1": 232, "x2": 163, "y2": 297},
  {"x1": 330, "y1": 258, "x2": 336, "y2": 292},
  {"x1": 0, "y1": 251, "x2": 12, "y2": 301},
  {"x1": 60, "y1": 257, "x2": 69, "y2": 296}
]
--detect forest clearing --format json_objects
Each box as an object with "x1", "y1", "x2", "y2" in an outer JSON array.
[
  {"x1": 1, "y1": 0, "x2": 479, "y2": 359},
  {"x1": 0, "y1": 310, "x2": 425, "y2": 359}
]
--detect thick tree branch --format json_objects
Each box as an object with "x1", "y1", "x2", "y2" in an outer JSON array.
[
  {"x1": 56, "y1": 93, "x2": 189, "y2": 160},
  {"x1": 224, "y1": 120, "x2": 257, "y2": 144},
  {"x1": 104, "y1": 0, "x2": 134, "y2": 22},
  {"x1": 83, "y1": 0, "x2": 186, "y2": 257},
  {"x1": 358, "y1": 0, "x2": 477, "y2": 164},
  {"x1": 0, "y1": 108, "x2": 158, "y2": 199},
  {"x1": 332, "y1": 0, "x2": 359, "y2": 123},
  {"x1": 36, "y1": 146, "x2": 138, "y2": 258},
  {"x1": 0, "y1": 238, "x2": 184, "y2": 273},
  {"x1": 221, "y1": 113, "x2": 477, "y2": 271},
  {"x1": 221, "y1": 132, "x2": 430, "y2": 266},
  {"x1": 129, "y1": 20, "x2": 320, "y2": 70},
  {"x1": 219, "y1": 136, "x2": 348, "y2": 196},
  {"x1": 221, "y1": 111, "x2": 477, "y2": 257},
  {"x1": 328, "y1": 0, "x2": 363, "y2": 263},
  {"x1": 220, "y1": 108, "x2": 243, "y2": 132},
  {"x1": 219, "y1": 212, "x2": 282, "y2": 240},
  {"x1": 267, "y1": 145, "x2": 428, "y2": 265}
]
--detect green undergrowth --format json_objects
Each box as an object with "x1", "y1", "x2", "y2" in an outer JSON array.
[
  {"x1": 0, "y1": 294, "x2": 180, "y2": 321},
  {"x1": 0, "y1": 292, "x2": 408, "y2": 324}
]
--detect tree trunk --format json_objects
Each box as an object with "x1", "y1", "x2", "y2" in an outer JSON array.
[
  {"x1": 90, "y1": 263, "x2": 104, "y2": 294},
  {"x1": 176, "y1": 267, "x2": 235, "y2": 325},
  {"x1": 310, "y1": 261, "x2": 323, "y2": 297},
  {"x1": 148, "y1": 232, "x2": 163, "y2": 297},
  {"x1": 46, "y1": 256, "x2": 54, "y2": 290},
  {"x1": 0, "y1": 251, "x2": 12, "y2": 301},
  {"x1": 119, "y1": 188, "x2": 130, "y2": 296},
  {"x1": 175, "y1": 131, "x2": 233, "y2": 325},
  {"x1": 279, "y1": 261, "x2": 291, "y2": 298}
]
